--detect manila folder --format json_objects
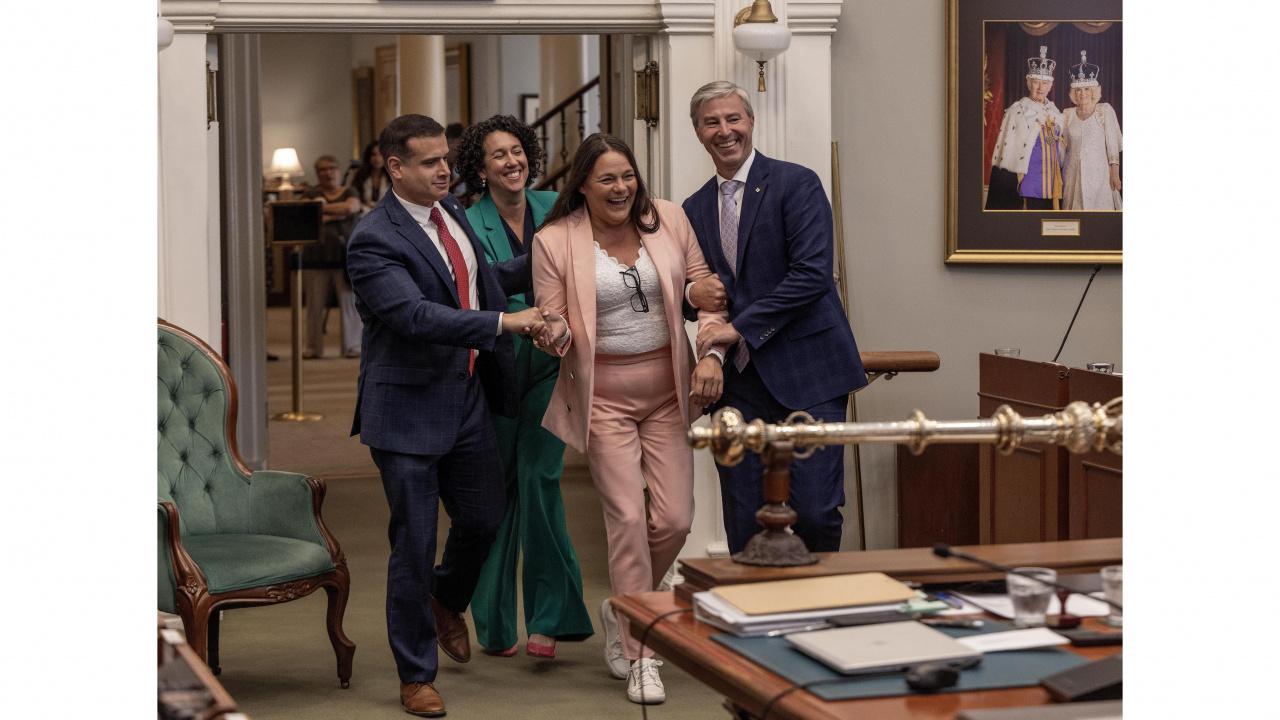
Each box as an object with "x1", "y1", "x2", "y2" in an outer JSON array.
[{"x1": 711, "y1": 572, "x2": 918, "y2": 616}]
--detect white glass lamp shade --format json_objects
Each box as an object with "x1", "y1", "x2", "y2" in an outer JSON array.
[
  {"x1": 732, "y1": 21, "x2": 792, "y2": 63},
  {"x1": 268, "y1": 148, "x2": 304, "y2": 176},
  {"x1": 158, "y1": 17, "x2": 175, "y2": 51}
]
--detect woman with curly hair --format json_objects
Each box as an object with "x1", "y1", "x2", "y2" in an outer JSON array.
[{"x1": 457, "y1": 115, "x2": 594, "y2": 660}]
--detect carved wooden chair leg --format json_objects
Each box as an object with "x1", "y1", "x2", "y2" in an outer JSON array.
[
  {"x1": 324, "y1": 575, "x2": 356, "y2": 688},
  {"x1": 206, "y1": 608, "x2": 222, "y2": 675},
  {"x1": 177, "y1": 595, "x2": 213, "y2": 667}
]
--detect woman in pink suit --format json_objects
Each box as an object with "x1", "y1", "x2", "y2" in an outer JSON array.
[{"x1": 530, "y1": 133, "x2": 728, "y2": 705}]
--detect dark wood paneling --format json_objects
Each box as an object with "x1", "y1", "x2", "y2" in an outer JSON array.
[
  {"x1": 1067, "y1": 367, "x2": 1122, "y2": 539},
  {"x1": 977, "y1": 354, "x2": 1072, "y2": 544},
  {"x1": 896, "y1": 444, "x2": 979, "y2": 549}
]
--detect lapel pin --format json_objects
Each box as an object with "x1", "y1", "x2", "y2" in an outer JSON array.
[{"x1": 755, "y1": 187, "x2": 761, "y2": 192}]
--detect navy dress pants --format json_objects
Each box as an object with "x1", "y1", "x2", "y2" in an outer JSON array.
[
  {"x1": 713, "y1": 360, "x2": 847, "y2": 555},
  {"x1": 369, "y1": 378, "x2": 506, "y2": 684}
]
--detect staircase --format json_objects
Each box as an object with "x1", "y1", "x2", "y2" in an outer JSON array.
[{"x1": 531, "y1": 76, "x2": 600, "y2": 192}]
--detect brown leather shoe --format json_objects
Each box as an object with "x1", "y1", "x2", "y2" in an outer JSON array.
[
  {"x1": 400, "y1": 682, "x2": 445, "y2": 717},
  {"x1": 430, "y1": 595, "x2": 471, "y2": 663}
]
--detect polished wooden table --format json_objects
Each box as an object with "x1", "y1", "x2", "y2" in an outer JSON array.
[
  {"x1": 615, "y1": 540, "x2": 1122, "y2": 720},
  {"x1": 677, "y1": 538, "x2": 1122, "y2": 602}
]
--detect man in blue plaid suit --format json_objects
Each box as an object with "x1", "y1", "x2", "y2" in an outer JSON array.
[
  {"x1": 682, "y1": 82, "x2": 868, "y2": 556},
  {"x1": 346, "y1": 114, "x2": 545, "y2": 718}
]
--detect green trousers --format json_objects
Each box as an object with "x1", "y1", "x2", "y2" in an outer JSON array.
[{"x1": 471, "y1": 334, "x2": 594, "y2": 649}]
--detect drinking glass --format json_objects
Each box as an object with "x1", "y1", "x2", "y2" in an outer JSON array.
[
  {"x1": 1087, "y1": 362, "x2": 1115, "y2": 374},
  {"x1": 994, "y1": 348, "x2": 1021, "y2": 357},
  {"x1": 1100, "y1": 565, "x2": 1122, "y2": 627},
  {"x1": 1006, "y1": 567, "x2": 1056, "y2": 627}
]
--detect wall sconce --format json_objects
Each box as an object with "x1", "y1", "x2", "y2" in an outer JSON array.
[
  {"x1": 732, "y1": 0, "x2": 792, "y2": 92},
  {"x1": 158, "y1": 16, "x2": 174, "y2": 51},
  {"x1": 268, "y1": 148, "x2": 305, "y2": 198}
]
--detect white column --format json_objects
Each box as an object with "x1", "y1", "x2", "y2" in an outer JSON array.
[
  {"x1": 159, "y1": 30, "x2": 220, "y2": 345},
  {"x1": 655, "y1": 1, "x2": 843, "y2": 560},
  {"x1": 399, "y1": 35, "x2": 447, "y2": 121},
  {"x1": 781, "y1": 0, "x2": 842, "y2": 193},
  {"x1": 655, "y1": 1, "x2": 722, "y2": 559}
]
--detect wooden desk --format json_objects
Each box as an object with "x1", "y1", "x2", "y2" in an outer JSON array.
[
  {"x1": 612, "y1": 592, "x2": 1120, "y2": 720},
  {"x1": 677, "y1": 538, "x2": 1122, "y2": 602}
]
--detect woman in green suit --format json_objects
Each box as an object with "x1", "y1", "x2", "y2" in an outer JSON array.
[{"x1": 458, "y1": 115, "x2": 593, "y2": 658}]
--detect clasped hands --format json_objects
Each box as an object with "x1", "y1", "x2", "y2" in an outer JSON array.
[{"x1": 500, "y1": 306, "x2": 555, "y2": 339}]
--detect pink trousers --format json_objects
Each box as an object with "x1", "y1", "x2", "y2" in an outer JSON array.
[{"x1": 586, "y1": 345, "x2": 694, "y2": 660}]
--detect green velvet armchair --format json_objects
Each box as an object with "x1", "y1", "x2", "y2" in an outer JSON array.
[{"x1": 158, "y1": 319, "x2": 354, "y2": 687}]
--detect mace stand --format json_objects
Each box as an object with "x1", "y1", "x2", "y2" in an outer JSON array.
[{"x1": 688, "y1": 398, "x2": 1122, "y2": 567}]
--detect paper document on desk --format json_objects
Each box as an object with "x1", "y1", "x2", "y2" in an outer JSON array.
[
  {"x1": 711, "y1": 572, "x2": 919, "y2": 615},
  {"x1": 952, "y1": 592, "x2": 1112, "y2": 619},
  {"x1": 957, "y1": 627, "x2": 1069, "y2": 653},
  {"x1": 692, "y1": 590, "x2": 903, "y2": 637}
]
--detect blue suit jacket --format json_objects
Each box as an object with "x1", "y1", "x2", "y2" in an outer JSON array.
[
  {"x1": 682, "y1": 152, "x2": 867, "y2": 410},
  {"x1": 346, "y1": 191, "x2": 529, "y2": 455}
]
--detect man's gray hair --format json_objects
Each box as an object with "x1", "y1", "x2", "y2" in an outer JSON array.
[{"x1": 689, "y1": 81, "x2": 754, "y2": 126}]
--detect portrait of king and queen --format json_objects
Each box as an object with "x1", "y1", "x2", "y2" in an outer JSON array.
[{"x1": 983, "y1": 21, "x2": 1122, "y2": 212}]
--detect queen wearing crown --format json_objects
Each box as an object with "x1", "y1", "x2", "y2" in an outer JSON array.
[
  {"x1": 986, "y1": 46, "x2": 1066, "y2": 210},
  {"x1": 1062, "y1": 51, "x2": 1122, "y2": 210}
]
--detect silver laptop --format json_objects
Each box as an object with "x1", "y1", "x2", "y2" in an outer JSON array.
[{"x1": 785, "y1": 621, "x2": 981, "y2": 675}]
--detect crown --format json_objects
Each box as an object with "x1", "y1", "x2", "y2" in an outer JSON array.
[
  {"x1": 1069, "y1": 50, "x2": 1100, "y2": 88},
  {"x1": 1026, "y1": 45, "x2": 1056, "y2": 80}
]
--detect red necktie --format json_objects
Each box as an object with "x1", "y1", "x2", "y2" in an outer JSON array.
[{"x1": 429, "y1": 206, "x2": 474, "y2": 374}]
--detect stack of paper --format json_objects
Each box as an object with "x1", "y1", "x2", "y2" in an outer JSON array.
[{"x1": 692, "y1": 572, "x2": 921, "y2": 637}]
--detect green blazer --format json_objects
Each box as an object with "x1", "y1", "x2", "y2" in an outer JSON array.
[{"x1": 467, "y1": 189, "x2": 558, "y2": 313}]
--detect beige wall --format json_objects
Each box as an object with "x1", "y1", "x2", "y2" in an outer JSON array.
[
  {"x1": 831, "y1": 2, "x2": 1123, "y2": 549},
  {"x1": 260, "y1": 33, "x2": 356, "y2": 183}
]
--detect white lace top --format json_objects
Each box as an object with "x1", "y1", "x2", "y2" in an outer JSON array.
[{"x1": 593, "y1": 242, "x2": 669, "y2": 355}]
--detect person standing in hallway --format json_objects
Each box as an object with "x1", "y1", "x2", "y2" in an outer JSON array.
[
  {"x1": 346, "y1": 114, "x2": 545, "y2": 718},
  {"x1": 301, "y1": 154, "x2": 363, "y2": 359},
  {"x1": 531, "y1": 133, "x2": 729, "y2": 705},
  {"x1": 455, "y1": 115, "x2": 593, "y2": 660},
  {"x1": 681, "y1": 81, "x2": 868, "y2": 556},
  {"x1": 352, "y1": 140, "x2": 392, "y2": 214}
]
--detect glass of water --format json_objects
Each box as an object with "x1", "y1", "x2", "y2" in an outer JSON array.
[
  {"x1": 1100, "y1": 565, "x2": 1122, "y2": 627},
  {"x1": 1007, "y1": 567, "x2": 1056, "y2": 627},
  {"x1": 994, "y1": 348, "x2": 1021, "y2": 357}
]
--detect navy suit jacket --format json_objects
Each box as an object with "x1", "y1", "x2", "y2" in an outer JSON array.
[
  {"x1": 346, "y1": 191, "x2": 529, "y2": 455},
  {"x1": 682, "y1": 152, "x2": 867, "y2": 410}
]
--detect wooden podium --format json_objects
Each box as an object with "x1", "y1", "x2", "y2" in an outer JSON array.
[
  {"x1": 977, "y1": 354, "x2": 1121, "y2": 544},
  {"x1": 1068, "y1": 367, "x2": 1123, "y2": 539}
]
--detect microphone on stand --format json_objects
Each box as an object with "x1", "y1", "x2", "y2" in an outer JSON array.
[
  {"x1": 932, "y1": 543, "x2": 1122, "y2": 611},
  {"x1": 1051, "y1": 264, "x2": 1103, "y2": 363}
]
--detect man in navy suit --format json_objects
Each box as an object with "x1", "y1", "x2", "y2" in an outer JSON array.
[
  {"x1": 346, "y1": 114, "x2": 545, "y2": 717},
  {"x1": 683, "y1": 81, "x2": 868, "y2": 556}
]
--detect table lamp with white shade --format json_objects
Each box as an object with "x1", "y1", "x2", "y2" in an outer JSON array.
[
  {"x1": 732, "y1": 0, "x2": 792, "y2": 92},
  {"x1": 268, "y1": 147, "x2": 305, "y2": 199}
]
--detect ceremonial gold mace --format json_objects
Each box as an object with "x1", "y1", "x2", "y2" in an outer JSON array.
[{"x1": 687, "y1": 398, "x2": 1122, "y2": 566}]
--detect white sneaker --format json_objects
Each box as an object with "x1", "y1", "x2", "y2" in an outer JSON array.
[
  {"x1": 626, "y1": 658, "x2": 665, "y2": 704},
  {"x1": 600, "y1": 599, "x2": 629, "y2": 680}
]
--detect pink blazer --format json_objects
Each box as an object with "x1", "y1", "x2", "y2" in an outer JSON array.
[{"x1": 531, "y1": 199, "x2": 729, "y2": 453}]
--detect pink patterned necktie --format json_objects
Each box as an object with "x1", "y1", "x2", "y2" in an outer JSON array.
[
  {"x1": 720, "y1": 180, "x2": 749, "y2": 372},
  {"x1": 429, "y1": 206, "x2": 474, "y2": 375}
]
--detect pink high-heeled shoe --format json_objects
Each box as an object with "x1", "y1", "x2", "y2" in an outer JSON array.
[
  {"x1": 482, "y1": 643, "x2": 518, "y2": 657},
  {"x1": 525, "y1": 639, "x2": 556, "y2": 658}
]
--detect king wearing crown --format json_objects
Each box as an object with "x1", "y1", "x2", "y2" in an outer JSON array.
[{"x1": 985, "y1": 46, "x2": 1066, "y2": 210}]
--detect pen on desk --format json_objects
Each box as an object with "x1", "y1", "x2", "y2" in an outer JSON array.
[
  {"x1": 920, "y1": 618, "x2": 985, "y2": 629},
  {"x1": 762, "y1": 622, "x2": 830, "y2": 637},
  {"x1": 931, "y1": 592, "x2": 965, "y2": 610}
]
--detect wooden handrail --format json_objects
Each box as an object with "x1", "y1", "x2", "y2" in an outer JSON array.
[
  {"x1": 859, "y1": 351, "x2": 941, "y2": 374},
  {"x1": 534, "y1": 163, "x2": 570, "y2": 193},
  {"x1": 530, "y1": 76, "x2": 600, "y2": 131}
]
